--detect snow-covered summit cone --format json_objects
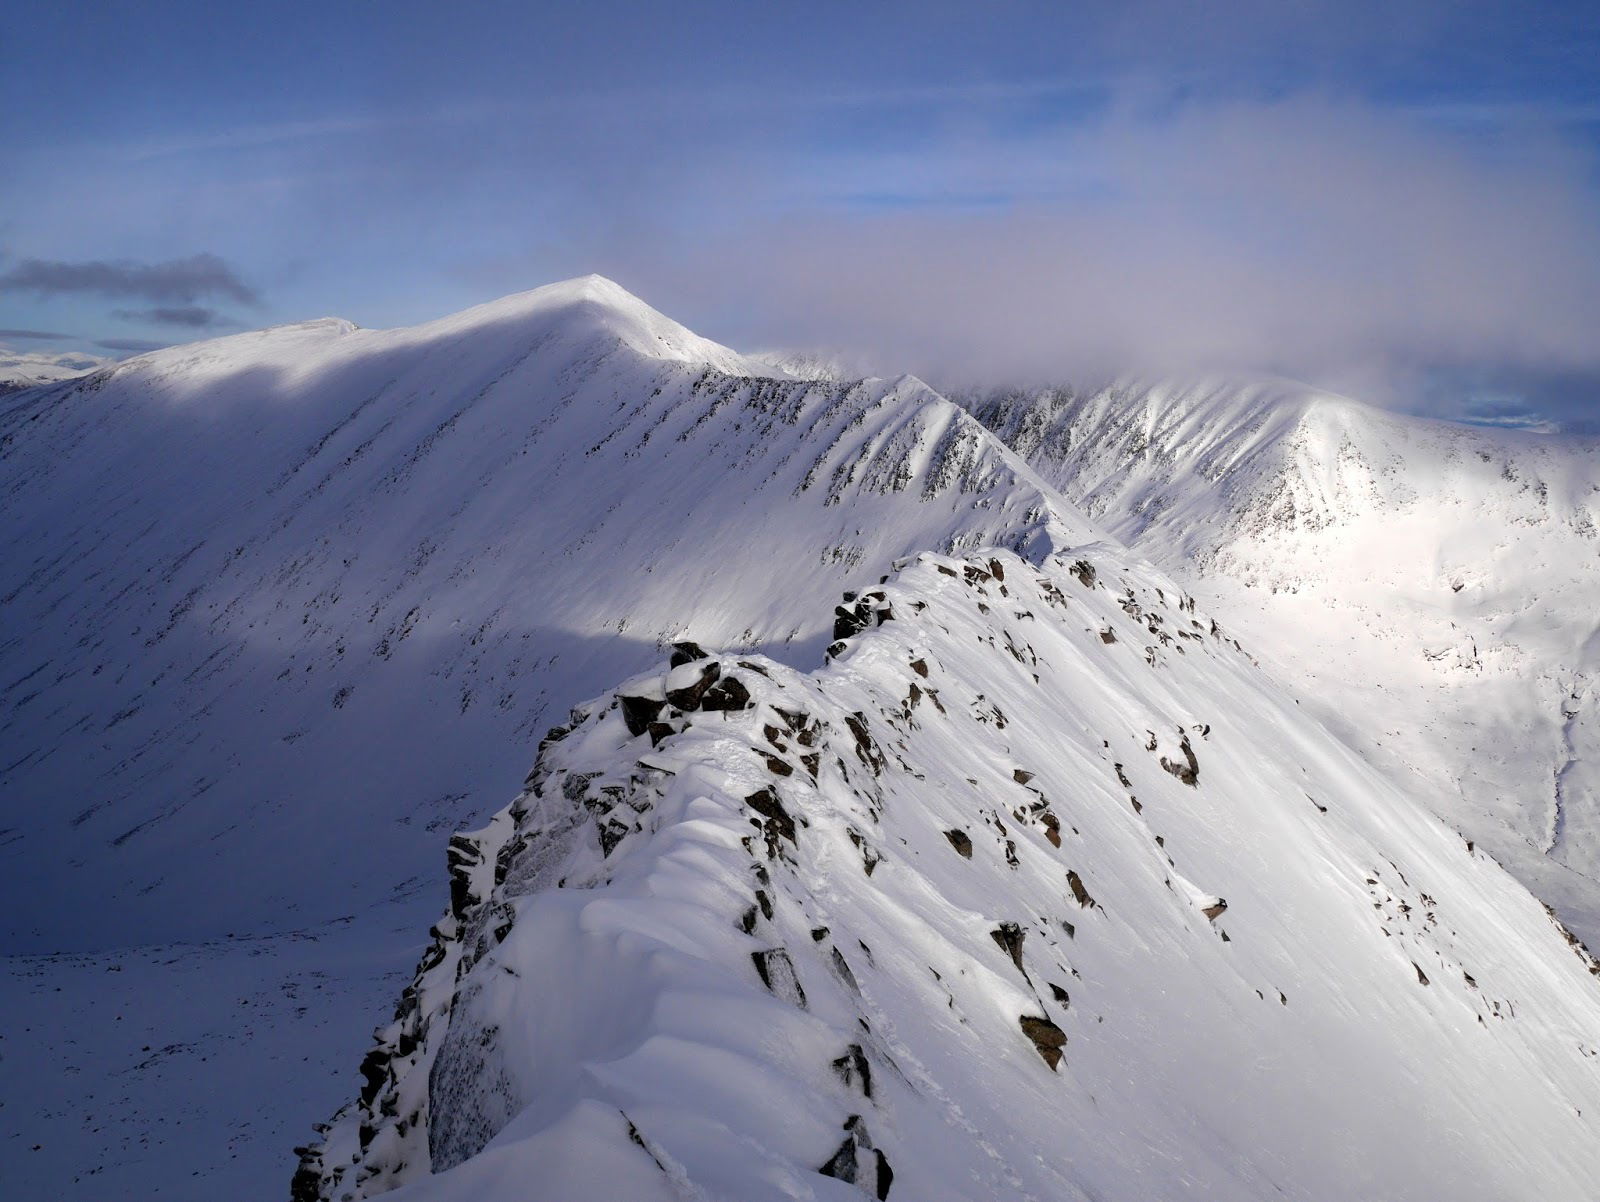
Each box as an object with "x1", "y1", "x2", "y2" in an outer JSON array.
[
  {"x1": 298, "y1": 545, "x2": 1600, "y2": 1202},
  {"x1": 967, "y1": 377, "x2": 1600, "y2": 942},
  {"x1": 0, "y1": 277, "x2": 1096, "y2": 950}
]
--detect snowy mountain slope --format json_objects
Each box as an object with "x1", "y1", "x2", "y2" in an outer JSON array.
[
  {"x1": 0, "y1": 275, "x2": 1094, "y2": 953},
  {"x1": 966, "y1": 378, "x2": 1600, "y2": 942},
  {"x1": 298, "y1": 545, "x2": 1600, "y2": 1202},
  {"x1": 2, "y1": 278, "x2": 1113, "y2": 1201}
]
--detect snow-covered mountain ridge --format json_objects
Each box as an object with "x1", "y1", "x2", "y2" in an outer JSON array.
[
  {"x1": 299, "y1": 545, "x2": 1600, "y2": 1201},
  {"x1": 967, "y1": 377, "x2": 1600, "y2": 941},
  {"x1": 3, "y1": 276, "x2": 1105, "y2": 1201},
  {"x1": 0, "y1": 276, "x2": 1091, "y2": 952},
  {"x1": 6, "y1": 279, "x2": 1599, "y2": 1201}
]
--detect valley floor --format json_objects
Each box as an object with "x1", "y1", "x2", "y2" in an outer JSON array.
[{"x1": 1, "y1": 904, "x2": 428, "y2": 1202}]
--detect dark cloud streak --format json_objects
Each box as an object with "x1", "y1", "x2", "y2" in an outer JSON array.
[
  {"x1": 0, "y1": 327, "x2": 72, "y2": 340},
  {"x1": 0, "y1": 253, "x2": 258, "y2": 305},
  {"x1": 113, "y1": 305, "x2": 229, "y2": 328}
]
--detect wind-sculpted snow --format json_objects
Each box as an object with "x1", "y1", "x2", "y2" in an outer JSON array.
[
  {"x1": 968, "y1": 378, "x2": 1600, "y2": 943},
  {"x1": 0, "y1": 277, "x2": 1091, "y2": 952},
  {"x1": 299, "y1": 548, "x2": 1600, "y2": 1202}
]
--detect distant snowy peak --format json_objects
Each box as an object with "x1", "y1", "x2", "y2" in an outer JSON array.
[
  {"x1": 0, "y1": 346, "x2": 114, "y2": 391},
  {"x1": 406, "y1": 275, "x2": 778, "y2": 378},
  {"x1": 967, "y1": 374, "x2": 1600, "y2": 565}
]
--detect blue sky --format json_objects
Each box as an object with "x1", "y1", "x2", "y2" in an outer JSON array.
[{"x1": 3, "y1": 1, "x2": 1598, "y2": 421}]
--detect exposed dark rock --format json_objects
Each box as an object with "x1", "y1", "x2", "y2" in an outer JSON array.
[
  {"x1": 702, "y1": 675, "x2": 753, "y2": 711},
  {"x1": 646, "y1": 721, "x2": 675, "y2": 746},
  {"x1": 990, "y1": 922, "x2": 1026, "y2": 973},
  {"x1": 1020, "y1": 1015, "x2": 1067, "y2": 1070},
  {"x1": 834, "y1": 604, "x2": 872, "y2": 641},
  {"x1": 909, "y1": 658, "x2": 929, "y2": 677},
  {"x1": 1099, "y1": 628, "x2": 1117, "y2": 644},
  {"x1": 1159, "y1": 733, "x2": 1200, "y2": 787},
  {"x1": 1049, "y1": 983, "x2": 1070, "y2": 1007},
  {"x1": 1041, "y1": 812, "x2": 1061, "y2": 848},
  {"x1": 446, "y1": 833, "x2": 485, "y2": 921},
  {"x1": 876, "y1": 1151, "x2": 894, "y2": 1200},
  {"x1": 1201, "y1": 898, "x2": 1228, "y2": 921},
  {"x1": 289, "y1": 1156, "x2": 321, "y2": 1202},
  {"x1": 819, "y1": 1115, "x2": 893, "y2": 1199},
  {"x1": 745, "y1": 787, "x2": 796, "y2": 846},
  {"x1": 846, "y1": 827, "x2": 881, "y2": 876},
  {"x1": 752, "y1": 948, "x2": 807, "y2": 1007},
  {"x1": 358, "y1": 1047, "x2": 389, "y2": 1108},
  {"x1": 775, "y1": 706, "x2": 809, "y2": 732},
  {"x1": 624, "y1": 1112, "x2": 668, "y2": 1172},
  {"x1": 832, "y1": 1043, "x2": 873, "y2": 1098},
  {"x1": 666, "y1": 661, "x2": 721, "y2": 709},
  {"x1": 1066, "y1": 870, "x2": 1095, "y2": 909},
  {"x1": 1013, "y1": 768, "x2": 1035, "y2": 785},
  {"x1": 669, "y1": 641, "x2": 708, "y2": 668},
  {"x1": 1069, "y1": 559, "x2": 1096, "y2": 588},
  {"x1": 620, "y1": 694, "x2": 665, "y2": 737},
  {"x1": 944, "y1": 828, "x2": 973, "y2": 857},
  {"x1": 845, "y1": 713, "x2": 884, "y2": 774}
]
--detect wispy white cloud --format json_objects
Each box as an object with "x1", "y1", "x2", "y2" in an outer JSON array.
[{"x1": 523, "y1": 94, "x2": 1600, "y2": 420}]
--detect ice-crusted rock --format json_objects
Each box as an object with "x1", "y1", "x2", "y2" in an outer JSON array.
[{"x1": 297, "y1": 547, "x2": 1600, "y2": 1202}]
